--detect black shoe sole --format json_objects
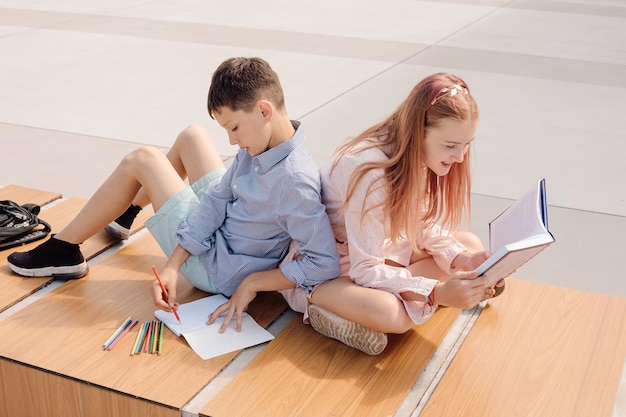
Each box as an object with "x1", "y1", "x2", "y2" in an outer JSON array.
[{"x1": 8, "y1": 261, "x2": 89, "y2": 280}]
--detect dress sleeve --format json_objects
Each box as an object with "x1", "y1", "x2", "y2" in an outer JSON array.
[{"x1": 421, "y1": 223, "x2": 467, "y2": 274}]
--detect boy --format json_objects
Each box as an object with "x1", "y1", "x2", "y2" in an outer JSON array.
[{"x1": 8, "y1": 57, "x2": 340, "y2": 331}]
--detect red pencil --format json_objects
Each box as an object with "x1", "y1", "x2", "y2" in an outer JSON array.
[
  {"x1": 152, "y1": 266, "x2": 181, "y2": 323},
  {"x1": 107, "y1": 320, "x2": 138, "y2": 351}
]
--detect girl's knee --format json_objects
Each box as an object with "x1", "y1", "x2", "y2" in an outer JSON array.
[
  {"x1": 455, "y1": 231, "x2": 484, "y2": 251},
  {"x1": 363, "y1": 296, "x2": 415, "y2": 334},
  {"x1": 377, "y1": 310, "x2": 414, "y2": 334}
]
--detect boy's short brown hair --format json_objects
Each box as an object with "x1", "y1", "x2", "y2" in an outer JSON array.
[{"x1": 207, "y1": 57, "x2": 286, "y2": 118}]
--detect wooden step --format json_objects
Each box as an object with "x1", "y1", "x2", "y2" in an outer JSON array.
[
  {"x1": 0, "y1": 233, "x2": 289, "y2": 416},
  {"x1": 0, "y1": 184, "x2": 61, "y2": 206},
  {"x1": 201, "y1": 305, "x2": 462, "y2": 417},
  {"x1": 1, "y1": 190, "x2": 152, "y2": 312},
  {"x1": 420, "y1": 278, "x2": 626, "y2": 417}
]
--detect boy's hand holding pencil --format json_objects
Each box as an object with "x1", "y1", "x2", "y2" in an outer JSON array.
[{"x1": 151, "y1": 266, "x2": 181, "y2": 323}]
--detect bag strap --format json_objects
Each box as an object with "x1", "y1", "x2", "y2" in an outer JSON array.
[{"x1": 0, "y1": 200, "x2": 52, "y2": 251}]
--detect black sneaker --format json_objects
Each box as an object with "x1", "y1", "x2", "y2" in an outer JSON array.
[
  {"x1": 7, "y1": 236, "x2": 88, "y2": 279},
  {"x1": 105, "y1": 204, "x2": 141, "y2": 240}
]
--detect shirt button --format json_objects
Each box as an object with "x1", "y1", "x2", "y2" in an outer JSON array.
[{"x1": 254, "y1": 166, "x2": 259, "y2": 172}]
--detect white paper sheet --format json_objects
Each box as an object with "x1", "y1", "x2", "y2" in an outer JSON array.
[{"x1": 155, "y1": 295, "x2": 274, "y2": 360}]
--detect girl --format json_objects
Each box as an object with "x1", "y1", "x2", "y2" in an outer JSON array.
[{"x1": 302, "y1": 73, "x2": 505, "y2": 354}]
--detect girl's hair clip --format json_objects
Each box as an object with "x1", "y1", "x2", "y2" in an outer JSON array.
[{"x1": 430, "y1": 84, "x2": 469, "y2": 106}]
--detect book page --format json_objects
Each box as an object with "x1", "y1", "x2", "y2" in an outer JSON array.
[
  {"x1": 154, "y1": 294, "x2": 229, "y2": 336},
  {"x1": 489, "y1": 179, "x2": 548, "y2": 252},
  {"x1": 182, "y1": 315, "x2": 275, "y2": 360},
  {"x1": 155, "y1": 294, "x2": 274, "y2": 360}
]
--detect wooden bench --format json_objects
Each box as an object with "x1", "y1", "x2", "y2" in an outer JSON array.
[
  {"x1": 419, "y1": 278, "x2": 626, "y2": 417},
  {"x1": 2, "y1": 187, "x2": 624, "y2": 416},
  {"x1": 0, "y1": 185, "x2": 151, "y2": 313},
  {"x1": 0, "y1": 186, "x2": 467, "y2": 416},
  {"x1": 200, "y1": 306, "x2": 464, "y2": 417},
  {"x1": 0, "y1": 232, "x2": 289, "y2": 416},
  {"x1": 0, "y1": 184, "x2": 61, "y2": 207}
]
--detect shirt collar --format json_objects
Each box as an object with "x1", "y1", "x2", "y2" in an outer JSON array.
[{"x1": 254, "y1": 120, "x2": 303, "y2": 172}]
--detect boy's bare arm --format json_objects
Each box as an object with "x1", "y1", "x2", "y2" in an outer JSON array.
[{"x1": 207, "y1": 268, "x2": 296, "y2": 332}]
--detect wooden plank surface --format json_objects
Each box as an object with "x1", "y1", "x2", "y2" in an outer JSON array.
[
  {"x1": 420, "y1": 278, "x2": 626, "y2": 417},
  {"x1": 0, "y1": 359, "x2": 180, "y2": 417},
  {"x1": 0, "y1": 233, "x2": 289, "y2": 414},
  {"x1": 0, "y1": 184, "x2": 61, "y2": 206},
  {"x1": 201, "y1": 305, "x2": 463, "y2": 417},
  {"x1": 0, "y1": 196, "x2": 151, "y2": 312}
]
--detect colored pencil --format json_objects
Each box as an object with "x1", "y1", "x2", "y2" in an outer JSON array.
[
  {"x1": 142, "y1": 321, "x2": 153, "y2": 353},
  {"x1": 151, "y1": 266, "x2": 181, "y2": 323},
  {"x1": 130, "y1": 322, "x2": 144, "y2": 356},
  {"x1": 150, "y1": 320, "x2": 158, "y2": 354},
  {"x1": 157, "y1": 320, "x2": 165, "y2": 356},
  {"x1": 134, "y1": 322, "x2": 149, "y2": 355},
  {"x1": 106, "y1": 320, "x2": 138, "y2": 351},
  {"x1": 103, "y1": 316, "x2": 132, "y2": 349}
]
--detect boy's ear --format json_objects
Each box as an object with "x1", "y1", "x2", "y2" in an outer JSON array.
[{"x1": 257, "y1": 100, "x2": 273, "y2": 120}]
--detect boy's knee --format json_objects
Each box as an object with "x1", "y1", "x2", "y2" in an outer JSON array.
[
  {"x1": 177, "y1": 124, "x2": 210, "y2": 142},
  {"x1": 123, "y1": 146, "x2": 163, "y2": 169}
]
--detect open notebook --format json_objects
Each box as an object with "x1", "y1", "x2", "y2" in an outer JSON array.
[{"x1": 154, "y1": 294, "x2": 274, "y2": 360}]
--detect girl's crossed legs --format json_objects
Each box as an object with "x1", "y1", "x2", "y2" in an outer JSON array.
[{"x1": 309, "y1": 231, "x2": 487, "y2": 335}]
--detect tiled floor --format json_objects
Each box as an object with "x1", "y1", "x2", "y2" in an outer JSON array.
[
  {"x1": 0, "y1": 1, "x2": 625, "y2": 415},
  {"x1": 1, "y1": 2, "x2": 625, "y2": 294}
]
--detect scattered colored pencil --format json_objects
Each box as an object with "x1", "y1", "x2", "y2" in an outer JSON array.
[
  {"x1": 157, "y1": 320, "x2": 165, "y2": 356},
  {"x1": 107, "y1": 318, "x2": 166, "y2": 357},
  {"x1": 142, "y1": 321, "x2": 153, "y2": 354},
  {"x1": 130, "y1": 322, "x2": 144, "y2": 356},
  {"x1": 103, "y1": 316, "x2": 132, "y2": 350},
  {"x1": 106, "y1": 320, "x2": 138, "y2": 351},
  {"x1": 133, "y1": 322, "x2": 149, "y2": 356},
  {"x1": 150, "y1": 320, "x2": 158, "y2": 354}
]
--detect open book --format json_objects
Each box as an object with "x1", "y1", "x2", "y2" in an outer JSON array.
[
  {"x1": 476, "y1": 178, "x2": 555, "y2": 285},
  {"x1": 154, "y1": 294, "x2": 274, "y2": 360}
]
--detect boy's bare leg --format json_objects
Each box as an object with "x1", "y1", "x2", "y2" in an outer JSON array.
[
  {"x1": 58, "y1": 125, "x2": 225, "y2": 244},
  {"x1": 129, "y1": 125, "x2": 225, "y2": 208},
  {"x1": 55, "y1": 147, "x2": 186, "y2": 244}
]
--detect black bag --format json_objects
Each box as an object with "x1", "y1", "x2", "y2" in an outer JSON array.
[{"x1": 0, "y1": 200, "x2": 51, "y2": 251}]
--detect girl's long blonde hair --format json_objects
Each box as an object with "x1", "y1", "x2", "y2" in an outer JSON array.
[{"x1": 333, "y1": 73, "x2": 479, "y2": 250}]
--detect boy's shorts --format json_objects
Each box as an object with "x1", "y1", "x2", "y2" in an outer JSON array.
[{"x1": 144, "y1": 167, "x2": 227, "y2": 293}]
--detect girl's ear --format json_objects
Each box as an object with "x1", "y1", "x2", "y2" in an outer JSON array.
[{"x1": 258, "y1": 100, "x2": 274, "y2": 120}]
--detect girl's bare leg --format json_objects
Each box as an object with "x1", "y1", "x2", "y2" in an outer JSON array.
[
  {"x1": 310, "y1": 276, "x2": 415, "y2": 334},
  {"x1": 311, "y1": 231, "x2": 486, "y2": 334}
]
